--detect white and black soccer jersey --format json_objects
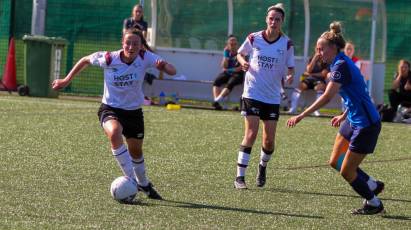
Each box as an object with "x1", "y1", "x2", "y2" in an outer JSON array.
[
  {"x1": 89, "y1": 50, "x2": 163, "y2": 110},
  {"x1": 238, "y1": 31, "x2": 295, "y2": 104}
]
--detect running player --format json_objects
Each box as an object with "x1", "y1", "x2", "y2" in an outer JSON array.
[
  {"x1": 52, "y1": 29, "x2": 176, "y2": 200},
  {"x1": 234, "y1": 3, "x2": 295, "y2": 189},
  {"x1": 287, "y1": 22, "x2": 385, "y2": 215}
]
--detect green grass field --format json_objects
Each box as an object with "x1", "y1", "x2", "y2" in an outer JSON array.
[{"x1": 0, "y1": 95, "x2": 410, "y2": 229}]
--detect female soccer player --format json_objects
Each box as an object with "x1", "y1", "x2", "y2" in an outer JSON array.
[
  {"x1": 52, "y1": 29, "x2": 176, "y2": 200},
  {"x1": 234, "y1": 3, "x2": 295, "y2": 189},
  {"x1": 287, "y1": 22, "x2": 385, "y2": 215}
]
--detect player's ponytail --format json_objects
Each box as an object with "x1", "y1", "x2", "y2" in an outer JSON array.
[{"x1": 320, "y1": 21, "x2": 346, "y2": 51}]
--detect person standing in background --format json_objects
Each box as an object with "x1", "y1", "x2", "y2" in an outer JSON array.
[{"x1": 123, "y1": 4, "x2": 148, "y2": 39}]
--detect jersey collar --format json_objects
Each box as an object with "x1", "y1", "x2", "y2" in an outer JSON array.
[{"x1": 331, "y1": 52, "x2": 345, "y2": 66}]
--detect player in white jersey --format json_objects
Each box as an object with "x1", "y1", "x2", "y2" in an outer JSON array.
[
  {"x1": 52, "y1": 29, "x2": 176, "y2": 200},
  {"x1": 234, "y1": 3, "x2": 295, "y2": 189}
]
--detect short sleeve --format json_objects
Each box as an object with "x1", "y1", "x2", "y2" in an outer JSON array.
[
  {"x1": 143, "y1": 51, "x2": 164, "y2": 69},
  {"x1": 123, "y1": 18, "x2": 130, "y2": 29},
  {"x1": 223, "y1": 49, "x2": 230, "y2": 58},
  {"x1": 89, "y1": 51, "x2": 110, "y2": 68},
  {"x1": 329, "y1": 60, "x2": 351, "y2": 85},
  {"x1": 141, "y1": 20, "x2": 148, "y2": 31},
  {"x1": 237, "y1": 34, "x2": 253, "y2": 56},
  {"x1": 286, "y1": 39, "x2": 295, "y2": 68}
]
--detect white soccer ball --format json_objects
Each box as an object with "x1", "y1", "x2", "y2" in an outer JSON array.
[{"x1": 110, "y1": 176, "x2": 138, "y2": 203}]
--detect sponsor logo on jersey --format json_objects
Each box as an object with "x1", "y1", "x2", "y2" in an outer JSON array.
[
  {"x1": 113, "y1": 73, "x2": 138, "y2": 87},
  {"x1": 257, "y1": 55, "x2": 280, "y2": 69}
]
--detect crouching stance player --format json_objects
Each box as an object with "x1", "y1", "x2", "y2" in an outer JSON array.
[
  {"x1": 287, "y1": 22, "x2": 385, "y2": 215},
  {"x1": 52, "y1": 29, "x2": 176, "y2": 200}
]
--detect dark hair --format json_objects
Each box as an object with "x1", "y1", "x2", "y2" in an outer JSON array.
[
  {"x1": 399, "y1": 59, "x2": 411, "y2": 69},
  {"x1": 123, "y1": 28, "x2": 152, "y2": 52},
  {"x1": 320, "y1": 21, "x2": 346, "y2": 50},
  {"x1": 267, "y1": 3, "x2": 285, "y2": 20},
  {"x1": 228, "y1": 34, "x2": 236, "y2": 39},
  {"x1": 131, "y1": 4, "x2": 144, "y2": 21}
]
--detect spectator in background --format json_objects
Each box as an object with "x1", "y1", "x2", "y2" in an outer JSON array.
[
  {"x1": 289, "y1": 50, "x2": 329, "y2": 116},
  {"x1": 212, "y1": 35, "x2": 244, "y2": 110},
  {"x1": 379, "y1": 59, "x2": 411, "y2": 122},
  {"x1": 124, "y1": 4, "x2": 155, "y2": 102},
  {"x1": 344, "y1": 42, "x2": 361, "y2": 69},
  {"x1": 123, "y1": 4, "x2": 148, "y2": 39},
  {"x1": 389, "y1": 59, "x2": 411, "y2": 109}
]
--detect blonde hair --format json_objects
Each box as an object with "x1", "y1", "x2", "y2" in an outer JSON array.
[
  {"x1": 320, "y1": 21, "x2": 346, "y2": 50},
  {"x1": 267, "y1": 3, "x2": 285, "y2": 20}
]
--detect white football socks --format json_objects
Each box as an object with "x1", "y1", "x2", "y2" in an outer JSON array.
[
  {"x1": 259, "y1": 150, "x2": 273, "y2": 167},
  {"x1": 290, "y1": 90, "x2": 301, "y2": 113},
  {"x1": 214, "y1": 95, "x2": 223, "y2": 102},
  {"x1": 367, "y1": 196, "x2": 381, "y2": 207},
  {"x1": 132, "y1": 156, "x2": 149, "y2": 187},
  {"x1": 111, "y1": 144, "x2": 134, "y2": 179},
  {"x1": 367, "y1": 177, "x2": 377, "y2": 191},
  {"x1": 237, "y1": 151, "x2": 251, "y2": 177}
]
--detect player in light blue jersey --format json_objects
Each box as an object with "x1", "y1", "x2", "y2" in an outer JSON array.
[{"x1": 287, "y1": 22, "x2": 385, "y2": 215}]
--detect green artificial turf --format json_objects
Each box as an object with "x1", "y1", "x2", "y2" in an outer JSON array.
[{"x1": 0, "y1": 95, "x2": 410, "y2": 229}]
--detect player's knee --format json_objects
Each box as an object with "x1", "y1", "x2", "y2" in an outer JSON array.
[
  {"x1": 105, "y1": 126, "x2": 123, "y2": 143},
  {"x1": 262, "y1": 140, "x2": 275, "y2": 151},
  {"x1": 245, "y1": 131, "x2": 258, "y2": 141}
]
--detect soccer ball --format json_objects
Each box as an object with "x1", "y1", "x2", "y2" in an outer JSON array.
[{"x1": 110, "y1": 176, "x2": 138, "y2": 203}]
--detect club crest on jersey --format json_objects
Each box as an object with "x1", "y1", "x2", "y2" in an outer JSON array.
[
  {"x1": 277, "y1": 49, "x2": 284, "y2": 55},
  {"x1": 331, "y1": 71, "x2": 342, "y2": 80}
]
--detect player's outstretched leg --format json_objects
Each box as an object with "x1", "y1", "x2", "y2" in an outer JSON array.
[{"x1": 342, "y1": 152, "x2": 385, "y2": 215}]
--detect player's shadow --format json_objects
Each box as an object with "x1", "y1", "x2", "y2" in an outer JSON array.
[
  {"x1": 138, "y1": 199, "x2": 323, "y2": 219},
  {"x1": 382, "y1": 215, "x2": 411, "y2": 221},
  {"x1": 263, "y1": 187, "x2": 411, "y2": 203}
]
